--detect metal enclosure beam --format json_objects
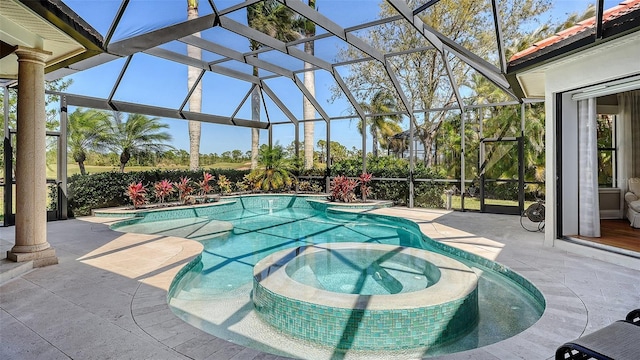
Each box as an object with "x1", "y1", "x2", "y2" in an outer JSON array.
[
  {"x1": 181, "y1": 35, "x2": 295, "y2": 79},
  {"x1": 413, "y1": 0, "x2": 444, "y2": 15},
  {"x1": 219, "y1": 17, "x2": 333, "y2": 72},
  {"x1": 386, "y1": 0, "x2": 444, "y2": 51},
  {"x1": 58, "y1": 93, "x2": 268, "y2": 129},
  {"x1": 107, "y1": 14, "x2": 219, "y2": 55},
  {"x1": 442, "y1": 51, "x2": 465, "y2": 113},
  {"x1": 422, "y1": 23, "x2": 514, "y2": 97},
  {"x1": 293, "y1": 77, "x2": 330, "y2": 123},
  {"x1": 180, "y1": 69, "x2": 206, "y2": 112},
  {"x1": 261, "y1": 82, "x2": 298, "y2": 125},
  {"x1": 57, "y1": 95, "x2": 68, "y2": 220},
  {"x1": 2, "y1": 86, "x2": 12, "y2": 226},
  {"x1": 332, "y1": 71, "x2": 367, "y2": 124},
  {"x1": 491, "y1": 0, "x2": 507, "y2": 73},
  {"x1": 107, "y1": 55, "x2": 131, "y2": 104},
  {"x1": 279, "y1": 0, "x2": 385, "y2": 63},
  {"x1": 104, "y1": 0, "x2": 130, "y2": 47},
  {"x1": 596, "y1": 0, "x2": 605, "y2": 39}
]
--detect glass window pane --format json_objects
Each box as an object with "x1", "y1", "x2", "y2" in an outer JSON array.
[
  {"x1": 597, "y1": 114, "x2": 614, "y2": 148},
  {"x1": 598, "y1": 149, "x2": 614, "y2": 187}
]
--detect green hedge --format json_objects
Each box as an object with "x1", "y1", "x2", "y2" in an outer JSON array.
[
  {"x1": 330, "y1": 157, "x2": 448, "y2": 208},
  {"x1": 67, "y1": 159, "x2": 453, "y2": 216},
  {"x1": 68, "y1": 169, "x2": 249, "y2": 216}
]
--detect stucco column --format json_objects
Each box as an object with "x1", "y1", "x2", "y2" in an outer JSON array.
[{"x1": 7, "y1": 46, "x2": 58, "y2": 267}]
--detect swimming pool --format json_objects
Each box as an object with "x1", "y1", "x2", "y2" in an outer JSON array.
[{"x1": 112, "y1": 195, "x2": 544, "y2": 359}]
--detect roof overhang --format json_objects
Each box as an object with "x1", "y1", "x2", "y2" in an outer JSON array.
[
  {"x1": 0, "y1": 0, "x2": 106, "y2": 86},
  {"x1": 506, "y1": 1, "x2": 640, "y2": 99}
]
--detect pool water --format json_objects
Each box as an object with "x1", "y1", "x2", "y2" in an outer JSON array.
[
  {"x1": 285, "y1": 249, "x2": 438, "y2": 295},
  {"x1": 114, "y1": 197, "x2": 544, "y2": 359},
  {"x1": 170, "y1": 206, "x2": 423, "y2": 295}
]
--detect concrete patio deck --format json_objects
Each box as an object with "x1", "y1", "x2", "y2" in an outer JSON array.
[{"x1": 1, "y1": 207, "x2": 639, "y2": 359}]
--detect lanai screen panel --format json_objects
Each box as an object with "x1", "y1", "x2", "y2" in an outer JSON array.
[{"x1": 57, "y1": 0, "x2": 519, "y2": 138}]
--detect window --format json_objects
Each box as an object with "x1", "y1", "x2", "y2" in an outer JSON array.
[{"x1": 596, "y1": 114, "x2": 617, "y2": 187}]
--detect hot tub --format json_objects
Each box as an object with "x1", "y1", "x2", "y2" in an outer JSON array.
[{"x1": 252, "y1": 242, "x2": 479, "y2": 350}]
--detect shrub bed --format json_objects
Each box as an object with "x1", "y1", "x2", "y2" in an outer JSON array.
[
  {"x1": 330, "y1": 157, "x2": 448, "y2": 208},
  {"x1": 68, "y1": 169, "x2": 249, "y2": 216}
]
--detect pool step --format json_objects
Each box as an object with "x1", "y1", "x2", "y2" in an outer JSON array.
[
  {"x1": 173, "y1": 285, "x2": 250, "y2": 301},
  {"x1": 366, "y1": 262, "x2": 403, "y2": 294}
]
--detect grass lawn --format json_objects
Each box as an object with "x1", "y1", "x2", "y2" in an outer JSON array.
[
  {"x1": 43, "y1": 162, "x2": 250, "y2": 178},
  {"x1": 447, "y1": 195, "x2": 534, "y2": 211}
]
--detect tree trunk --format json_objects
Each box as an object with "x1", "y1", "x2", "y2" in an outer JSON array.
[
  {"x1": 119, "y1": 148, "x2": 130, "y2": 173},
  {"x1": 187, "y1": 3, "x2": 202, "y2": 170},
  {"x1": 303, "y1": 53, "x2": 315, "y2": 169},
  {"x1": 251, "y1": 65, "x2": 260, "y2": 170},
  {"x1": 303, "y1": 0, "x2": 316, "y2": 170},
  {"x1": 73, "y1": 150, "x2": 87, "y2": 175},
  {"x1": 371, "y1": 127, "x2": 379, "y2": 157}
]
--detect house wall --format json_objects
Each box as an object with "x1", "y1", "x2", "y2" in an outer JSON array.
[{"x1": 542, "y1": 31, "x2": 640, "y2": 246}]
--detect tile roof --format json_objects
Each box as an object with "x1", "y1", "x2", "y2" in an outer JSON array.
[{"x1": 509, "y1": 0, "x2": 640, "y2": 62}]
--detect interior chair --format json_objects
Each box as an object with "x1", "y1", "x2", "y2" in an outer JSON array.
[{"x1": 625, "y1": 178, "x2": 640, "y2": 228}]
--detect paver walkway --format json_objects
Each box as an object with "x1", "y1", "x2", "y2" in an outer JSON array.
[{"x1": 1, "y1": 208, "x2": 639, "y2": 359}]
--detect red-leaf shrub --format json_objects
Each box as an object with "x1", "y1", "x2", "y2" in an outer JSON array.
[
  {"x1": 153, "y1": 179, "x2": 174, "y2": 203},
  {"x1": 175, "y1": 177, "x2": 193, "y2": 204},
  {"x1": 359, "y1": 172, "x2": 372, "y2": 201},
  {"x1": 126, "y1": 182, "x2": 147, "y2": 209},
  {"x1": 198, "y1": 172, "x2": 214, "y2": 195},
  {"x1": 329, "y1": 175, "x2": 358, "y2": 203}
]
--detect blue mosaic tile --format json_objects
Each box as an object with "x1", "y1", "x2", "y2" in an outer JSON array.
[{"x1": 253, "y1": 280, "x2": 479, "y2": 351}]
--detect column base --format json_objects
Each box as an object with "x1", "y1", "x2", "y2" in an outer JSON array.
[{"x1": 7, "y1": 248, "x2": 58, "y2": 267}]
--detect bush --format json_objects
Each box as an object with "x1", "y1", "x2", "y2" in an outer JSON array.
[
  {"x1": 68, "y1": 168, "x2": 249, "y2": 216},
  {"x1": 330, "y1": 157, "x2": 447, "y2": 208}
]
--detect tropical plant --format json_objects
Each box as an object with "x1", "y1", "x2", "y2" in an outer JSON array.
[
  {"x1": 153, "y1": 179, "x2": 174, "y2": 203},
  {"x1": 333, "y1": 0, "x2": 552, "y2": 165},
  {"x1": 359, "y1": 172, "x2": 373, "y2": 201},
  {"x1": 329, "y1": 175, "x2": 359, "y2": 203},
  {"x1": 126, "y1": 182, "x2": 147, "y2": 209},
  {"x1": 67, "y1": 108, "x2": 111, "y2": 175},
  {"x1": 217, "y1": 174, "x2": 232, "y2": 194},
  {"x1": 249, "y1": 144, "x2": 295, "y2": 192},
  {"x1": 175, "y1": 177, "x2": 193, "y2": 204},
  {"x1": 187, "y1": 0, "x2": 202, "y2": 170},
  {"x1": 358, "y1": 91, "x2": 403, "y2": 157},
  {"x1": 104, "y1": 112, "x2": 173, "y2": 172},
  {"x1": 247, "y1": 0, "x2": 300, "y2": 169},
  {"x1": 298, "y1": 180, "x2": 323, "y2": 193},
  {"x1": 198, "y1": 171, "x2": 214, "y2": 195}
]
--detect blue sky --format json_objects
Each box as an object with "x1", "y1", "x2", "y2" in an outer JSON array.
[{"x1": 60, "y1": 0, "x2": 607, "y2": 155}]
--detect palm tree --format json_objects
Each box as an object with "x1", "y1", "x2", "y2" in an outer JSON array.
[
  {"x1": 358, "y1": 91, "x2": 402, "y2": 157},
  {"x1": 380, "y1": 124, "x2": 406, "y2": 156},
  {"x1": 187, "y1": 0, "x2": 202, "y2": 170},
  {"x1": 247, "y1": 0, "x2": 300, "y2": 169},
  {"x1": 67, "y1": 108, "x2": 110, "y2": 175},
  {"x1": 104, "y1": 112, "x2": 173, "y2": 172},
  {"x1": 302, "y1": 0, "x2": 316, "y2": 170},
  {"x1": 249, "y1": 144, "x2": 296, "y2": 192}
]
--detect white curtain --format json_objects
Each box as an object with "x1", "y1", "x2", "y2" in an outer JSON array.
[
  {"x1": 618, "y1": 90, "x2": 640, "y2": 182},
  {"x1": 578, "y1": 98, "x2": 600, "y2": 237}
]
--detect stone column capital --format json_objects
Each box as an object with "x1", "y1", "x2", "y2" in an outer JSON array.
[{"x1": 13, "y1": 46, "x2": 52, "y2": 64}]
